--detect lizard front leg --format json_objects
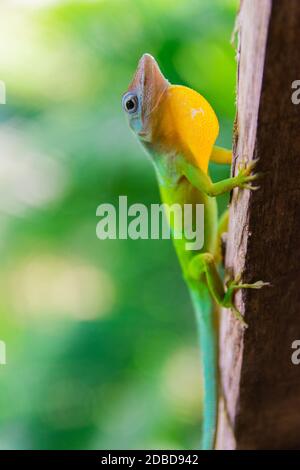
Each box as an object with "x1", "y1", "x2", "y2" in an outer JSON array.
[{"x1": 182, "y1": 159, "x2": 260, "y2": 197}]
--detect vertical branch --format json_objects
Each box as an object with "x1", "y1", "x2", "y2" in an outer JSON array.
[{"x1": 216, "y1": 0, "x2": 300, "y2": 449}]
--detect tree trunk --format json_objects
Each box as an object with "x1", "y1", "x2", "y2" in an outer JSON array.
[{"x1": 216, "y1": 0, "x2": 300, "y2": 450}]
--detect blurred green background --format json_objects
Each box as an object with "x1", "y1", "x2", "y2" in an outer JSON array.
[{"x1": 0, "y1": 0, "x2": 237, "y2": 450}]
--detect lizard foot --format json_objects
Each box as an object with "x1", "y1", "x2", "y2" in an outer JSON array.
[
  {"x1": 223, "y1": 273, "x2": 270, "y2": 327},
  {"x1": 236, "y1": 159, "x2": 262, "y2": 191}
]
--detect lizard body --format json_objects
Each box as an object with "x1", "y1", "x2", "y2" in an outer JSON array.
[{"x1": 122, "y1": 54, "x2": 266, "y2": 450}]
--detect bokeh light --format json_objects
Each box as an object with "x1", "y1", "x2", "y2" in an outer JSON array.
[{"x1": 0, "y1": 0, "x2": 237, "y2": 449}]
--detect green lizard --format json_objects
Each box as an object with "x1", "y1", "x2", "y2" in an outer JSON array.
[{"x1": 122, "y1": 53, "x2": 267, "y2": 450}]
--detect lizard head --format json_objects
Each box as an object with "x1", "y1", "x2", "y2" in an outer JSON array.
[
  {"x1": 122, "y1": 53, "x2": 169, "y2": 143},
  {"x1": 122, "y1": 54, "x2": 219, "y2": 173}
]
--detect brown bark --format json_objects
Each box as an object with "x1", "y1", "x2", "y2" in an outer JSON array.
[{"x1": 216, "y1": 0, "x2": 300, "y2": 450}]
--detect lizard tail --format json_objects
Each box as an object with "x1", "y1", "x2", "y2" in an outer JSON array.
[{"x1": 189, "y1": 285, "x2": 218, "y2": 450}]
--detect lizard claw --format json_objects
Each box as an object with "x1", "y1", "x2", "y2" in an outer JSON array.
[
  {"x1": 244, "y1": 158, "x2": 259, "y2": 175},
  {"x1": 243, "y1": 280, "x2": 271, "y2": 289},
  {"x1": 242, "y1": 184, "x2": 260, "y2": 191},
  {"x1": 236, "y1": 159, "x2": 262, "y2": 191}
]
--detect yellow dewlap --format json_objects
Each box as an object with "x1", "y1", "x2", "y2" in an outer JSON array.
[{"x1": 153, "y1": 85, "x2": 219, "y2": 173}]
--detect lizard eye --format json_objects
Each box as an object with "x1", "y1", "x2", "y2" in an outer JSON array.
[{"x1": 122, "y1": 93, "x2": 139, "y2": 114}]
